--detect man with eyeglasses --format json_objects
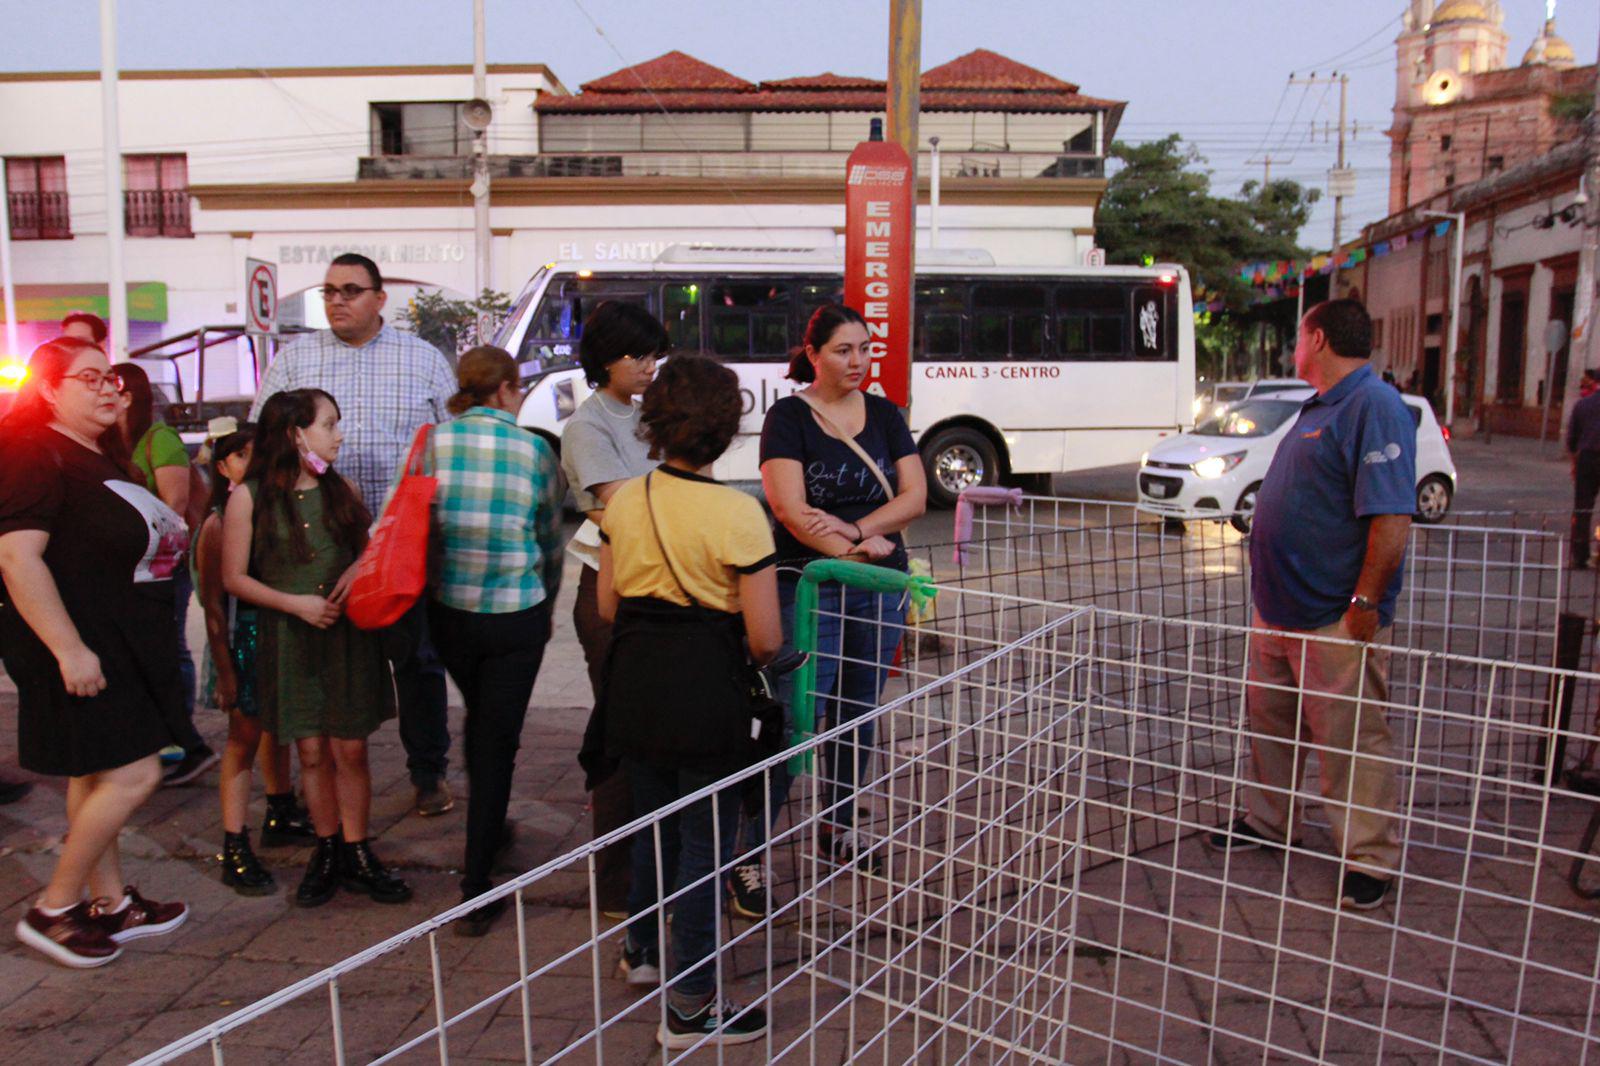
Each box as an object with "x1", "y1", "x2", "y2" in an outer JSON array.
[{"x1": 250, "y1": 252, "x2": 458, "y2": 818}]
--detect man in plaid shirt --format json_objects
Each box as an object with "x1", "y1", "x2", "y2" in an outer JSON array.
[{"x1": 250, "y1": 253, "x2": 458, "y2": 817}]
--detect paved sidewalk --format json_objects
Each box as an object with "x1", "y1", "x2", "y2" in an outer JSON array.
[
  {"x1": 0, "y1": 435, "x2": 1580, "y2": 1064},
  {"x1": 0, "y1": 552, "x2": 605, "y2": 1066}
]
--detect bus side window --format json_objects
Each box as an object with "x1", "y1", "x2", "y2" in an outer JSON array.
[
  {"x1": 973, "y1": 283, "x2": 1046, "y2": 361},
  {"x1": 663, "y1": 282, "x2": 703, "y2": 353},
  {"x1": 708, "y1": 280, "x2": 795, "y2": 362},
  {"x1": 1056, "y1": 283, "x2": 1128, "y2": 360},
  {"x1": 915, "y1": 282, "x2": 966, "y2": 362}
]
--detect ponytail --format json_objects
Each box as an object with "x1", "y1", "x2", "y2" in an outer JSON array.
[
  {"x1": 785, "y1": 347, "x2": 815, "y2": 383},
  {"x1": 787, "y1": 303, "x2": 867, "y2": 383}
]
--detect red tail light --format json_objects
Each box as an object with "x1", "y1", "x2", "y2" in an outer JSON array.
[{"x1": 1441, "y1": 426, "x2": 1451, "y2": 442}]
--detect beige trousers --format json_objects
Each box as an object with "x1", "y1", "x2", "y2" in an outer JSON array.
[{"x1": 1241, "y1": 611, "x2": 1402, "y2": 877}]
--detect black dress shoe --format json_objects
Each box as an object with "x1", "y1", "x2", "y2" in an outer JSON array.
[
  {"x1": 221, "y1": 830, "x2": 277, "y2": 896},
  {"x1": 340, "y1": 839, "x2": 412, "y2": 904},
  {"x1": 295, "y1": 835, "x2": 341, "y2": 907},
  {"x1": 261, "y1": 793, "x2": 317, "y2": 846},
  {"x1": 453, "y1": 895, "x2": 508, "y2": 938}
]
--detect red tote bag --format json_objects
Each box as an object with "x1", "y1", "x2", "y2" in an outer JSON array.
[{"x1": 346, "y1": 425, "x2": 437, "y2": 630}]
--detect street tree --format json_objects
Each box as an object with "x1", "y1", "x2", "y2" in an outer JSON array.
[
  {"x1": 1095, "y1": 134, "x2": 1321, "y2": 377},
  {"x1": 402, "y1": 288, "x2": 512, "y2": 359}
]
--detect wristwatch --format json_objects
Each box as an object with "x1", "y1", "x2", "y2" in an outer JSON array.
[{"x1": 1349, "y1": 594, "x2": 1377, "y2": 612}]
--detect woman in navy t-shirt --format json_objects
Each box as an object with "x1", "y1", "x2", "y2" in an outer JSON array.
[{"x1": 746, "y1": 304, "x2": 926, "y2": 895}]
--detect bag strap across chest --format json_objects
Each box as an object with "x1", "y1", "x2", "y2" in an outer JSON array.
[{"x1": 795, "y1": 392, "x2": 895, "y2": 500}]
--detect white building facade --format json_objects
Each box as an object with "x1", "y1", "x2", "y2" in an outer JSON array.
[{"x1": 0, "y1": 51, "x2": 1120, "y2": 401}]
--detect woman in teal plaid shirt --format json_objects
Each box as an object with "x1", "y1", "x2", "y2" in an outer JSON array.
[{"x1": 426, "y1": 346, "x2": 565, "y2": 937}]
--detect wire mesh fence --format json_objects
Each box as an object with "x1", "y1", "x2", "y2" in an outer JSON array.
[{"x1": 130, "y1": 564, "x2": 1600, "y2": 1066}]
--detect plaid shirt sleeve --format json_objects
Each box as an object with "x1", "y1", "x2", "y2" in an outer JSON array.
[
  {"x1": 249, "y1": 341, "x2": 296, "y2": 420},
  {"x1": 532, "y1": 435, "x2": 565, "y2": 601}
]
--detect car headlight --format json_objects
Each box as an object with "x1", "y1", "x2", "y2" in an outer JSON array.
[
  {"x1": 1140, "y1": 451, "x2": 1150, "y2": 467},
  {"x1": 1191, "y1": 452, "x2": 1246, "y2": 479}
]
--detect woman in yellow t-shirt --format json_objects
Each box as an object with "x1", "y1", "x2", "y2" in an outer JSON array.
[{"x1": 595, "y1": 354, "x2": 780, "y2": 1049}]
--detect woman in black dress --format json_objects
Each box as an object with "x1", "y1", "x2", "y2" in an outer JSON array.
[{"x1": 0, "y1": 337, "x2": 189, "y2": 968}]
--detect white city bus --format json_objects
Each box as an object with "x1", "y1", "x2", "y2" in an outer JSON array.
[{"x1": 494, "y1": 247, "x2": 1195, "y2": 506}]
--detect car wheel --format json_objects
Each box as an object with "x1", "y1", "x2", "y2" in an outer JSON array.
[
  {"x1": 1229, "y1": 482, "x2": 1262, "y2": 534},
  {"x1": 922, "y1": 427, "x2": 1000, "y2": 509},
  {"x1": 1415, "y1": 475, "x2": 1452, "y2": 524}
]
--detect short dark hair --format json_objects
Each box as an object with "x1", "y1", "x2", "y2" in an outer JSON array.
[
  {"x1": 578, "y1": 301, "x2": 670, "y2": 388},
  {"x1": 1302, "y1": 299, "x2": 1373, "y2": 359},
  {"x1": 639, "y1": 354, "x2": 742, "y2": 467},
  {"x1": 60, "y1": 311, "x2": 108, "y2": 343},
  {"x1": 330, "y1": 252, "x2": 383, "y2": 291}
]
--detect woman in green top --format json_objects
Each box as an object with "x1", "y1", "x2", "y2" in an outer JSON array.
[{"x1": 113, "y1": 363, "x2": 214, "y2": 784}]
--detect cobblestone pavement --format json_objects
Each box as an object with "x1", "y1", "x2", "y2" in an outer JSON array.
[{"x1": 0, "y1": 431, "x2": 1579, "y2": 1064}]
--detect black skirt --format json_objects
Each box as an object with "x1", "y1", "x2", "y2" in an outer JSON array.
[{"x1": 6, "y1": 586, "x2": 181, "y2": 777}]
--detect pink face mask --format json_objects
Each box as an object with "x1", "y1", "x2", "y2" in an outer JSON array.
[{"x1": 296, "y1": 431, "x2": 329, "y2": 476}]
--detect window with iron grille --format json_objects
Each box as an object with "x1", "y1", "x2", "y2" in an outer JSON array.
[
  {"x1": 123, "y1": 154, "x2": 191, "y2": 237},
  {"x1": 5, "y1": 156, "x2": 71, "y2": 240}
]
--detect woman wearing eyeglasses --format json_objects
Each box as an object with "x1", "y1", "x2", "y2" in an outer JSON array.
[
  {"x1": 562, "y1": 300, "x2": 669, "y2": 919},
  {"x1": 0, "y1": 337, "x2": 190, "y2": 968}
]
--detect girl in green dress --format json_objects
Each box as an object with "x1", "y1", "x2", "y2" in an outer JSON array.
[{"x1": 221, "y1": 389, "x2": 408, "y2": 908}]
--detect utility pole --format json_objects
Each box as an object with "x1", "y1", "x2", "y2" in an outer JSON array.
[
  {"x1": 100, "y1": 0, "x2": 127, "y2": 360},
  {"x1": 471, "y1": 0, "x2": 491, "y2": 336},
  {"x1": 886, "y1": 0, "x2": 920, "y2": 418},
  {"x1": 1247, "y1": 155, "x2": 1283, "y2": 186},
  {"x1": 1333, "y1": 73, "x2": 1349, "y2": 267},
  {"x1": 1291, "y1": 73, "x2": 1352, "y2": 293},
  {"x1": 1569, "y1": 21, "x2": 1600, "y2": 424},
  {"x1": 886, "y1": 0, "x2": 921, "y2": 176},
  {"x1": 0, "y1": 164, "x2": 18, "y2": 359}
]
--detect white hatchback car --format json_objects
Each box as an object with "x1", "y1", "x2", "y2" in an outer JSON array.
[{"x1": 1137, "y1": 388, "x2": 1457, "y2": 532}]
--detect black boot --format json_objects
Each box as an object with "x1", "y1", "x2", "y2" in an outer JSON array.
[
  {"x1": 339, "y1": 838, "x2": 413, "y2": 904},
  {"x1": 295, "y1": 834, "x2": 340, "y2": 908},
  {"x1": 261, "y1": 793, "x2": 317, "y2": 846},
  {"x1": 221, "y1": 830, "x2": 277, "y2": 896}
]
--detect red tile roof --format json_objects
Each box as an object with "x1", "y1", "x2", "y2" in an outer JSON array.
[
  {"x1": 539, "y1": 49, "x2": 1119, "y2": 118},
  {"x1": 922, "y1": 49, "x2": 1078, "y2": 93},
  {"x1": 580, "y1": 50, "x2": 753, "y2": 93},
  {"x1": 762, "y1": 72, "x2": 886, "y2": 91}
]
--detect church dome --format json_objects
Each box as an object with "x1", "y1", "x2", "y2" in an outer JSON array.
[
  {"x1": 1432, "y1": 0, "x2": 1489, "y2": 23},
  {"x1": 1523, "y1": 19, "x2": 1577, "y2": 67}
]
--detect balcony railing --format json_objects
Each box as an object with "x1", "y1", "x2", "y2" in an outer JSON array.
[
  {"x1": 358, "y1": 150, "x2": 1106, "y2": 182},
  {"x1": 7, "y1": 190, "x2": 71, "y2": 239},
  {"x1": 125, "y1": 188, "x2": 191, "y2": 238}
]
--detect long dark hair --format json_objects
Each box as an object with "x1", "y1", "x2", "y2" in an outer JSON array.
[
  {"x1": 245, "y1": 389, "x2": 370, "y2": 566},
  {"x1": 114, "y1": 361, "x2": 157, "y2": 454},
  {"x1": 786, "y1": 303, "x2": 868, "y2": 383},
  {"x1": 206, "y1": 424, "x2": 255, "y2": 518},
  {"x1": 1, "y1": 336, "x2": 105, "y2": 435}
]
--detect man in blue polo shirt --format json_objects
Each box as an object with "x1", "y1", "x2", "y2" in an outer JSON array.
[{"x1": 1207, "y1": 298, "x2": 1414, "y2": 911}]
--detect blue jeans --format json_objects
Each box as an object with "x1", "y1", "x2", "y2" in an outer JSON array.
[
  {"x1": 738, "y1": 577, "x2": 906, "y2": 853},
  {"x1": 625, "y1": 760, "x2": 742, "y2": 1010}
]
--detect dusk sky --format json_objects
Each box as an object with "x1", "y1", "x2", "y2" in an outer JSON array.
[{"x1": 2, "y1": 0, "x2": 1594, "y2": 250}]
